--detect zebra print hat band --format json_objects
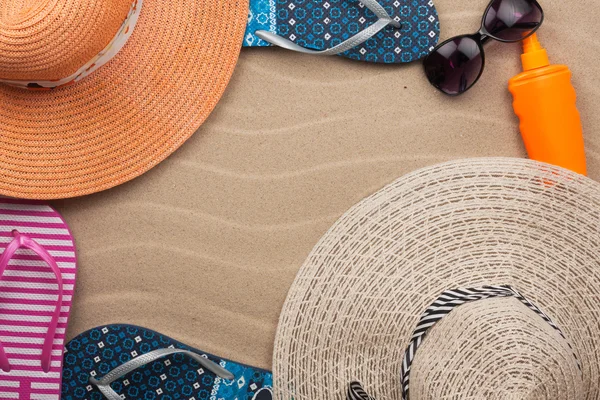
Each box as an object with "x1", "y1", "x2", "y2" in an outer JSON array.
[
  {"x1": 273, "y1": 159, "x2": 600, "y2": 400},
  {"x1": 347, "y1": 285, "x2": 579, "y2": 400}
]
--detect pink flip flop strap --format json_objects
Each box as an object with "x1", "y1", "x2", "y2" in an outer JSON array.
[{"x1": 0, "y1": 230, "x2": 64, "y2": 373}]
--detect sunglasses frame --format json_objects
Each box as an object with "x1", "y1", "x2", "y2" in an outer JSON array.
[
  {"x1": 424, "y1": 0, "x2": 544, "y2": 96},
  {"x1": 426, "y1": 34, "x2": 488, "y2": 96},
  {"x1": 480, "y1": 0, "x2": 544, "y2": 43}
]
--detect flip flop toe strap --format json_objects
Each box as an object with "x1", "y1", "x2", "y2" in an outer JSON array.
[
  {"x1": 0, "y1": 230, "x2": 63, "y2": 373},
  {"x1": 256, "y1": 0, "x2": 401, "y2": 56},
  {"x1": 89, "y1": 348, "x2": 235, "y2": 400}
]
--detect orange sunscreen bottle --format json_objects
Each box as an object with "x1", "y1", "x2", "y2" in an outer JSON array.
[{"x1": 508, "y1": 33, "x2": 586, "y2": 175}]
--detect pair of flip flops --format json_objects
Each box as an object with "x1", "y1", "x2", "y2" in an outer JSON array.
[
  {"x1": 244, "y1": 0, "x2": 441, "y2": 63},
  {"x1": 0, "y1": 198, "x2": 271, "y2": 400}
]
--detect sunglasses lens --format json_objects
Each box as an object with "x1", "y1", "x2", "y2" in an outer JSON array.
[
  {"x1": 484, "y1": 0, "x2": 543, "y2": 41},
  {"x1": 424, "y1": 36, "x2": 483, "y2": 95}
]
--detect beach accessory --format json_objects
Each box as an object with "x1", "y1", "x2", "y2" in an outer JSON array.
[
  {"x1": 0, "y1": 0, "x2": 247, "y2": 199},
  {"x1": 509, "y1": 33, "x2": 586, "y2": 175},
  {"x1": 62, "y1": 324, "x2": 273, "y2": 400},
  {"x1": 244, "y1": 0, "x2": 440, "y2": 64},
  {"x1": 273, "y1": 158, "x2": 600, "y2": 400},
  {"x1": 0, "y1": 197, "x2": 78, "y2": 399},
  {"x1": 423, "y1": 0, "x2": 543, "y2": 95}
]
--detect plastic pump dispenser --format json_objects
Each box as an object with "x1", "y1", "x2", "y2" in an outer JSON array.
[{"x1": 508, "y1": 33, "x2": 586, "y2": 175}]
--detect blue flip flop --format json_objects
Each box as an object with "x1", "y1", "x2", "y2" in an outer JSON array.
[
  {"x1": 61, "y1": 324, "x2": 273, "y2": 400},
  {"x1": 244, "y1": 0, "x2": 440, "y2": 63}
]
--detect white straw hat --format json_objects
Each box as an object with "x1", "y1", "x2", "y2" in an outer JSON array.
[{"x1": 273, "y1": 158, "x2": 600, "y2": 400}]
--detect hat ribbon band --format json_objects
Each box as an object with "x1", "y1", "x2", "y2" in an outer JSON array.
[
  {"x1": 0, "y1": 0, "x2": 142, "y2": 90},
  {"x1": 347, "y1": 285, "x2": 580, "y2": 400}
]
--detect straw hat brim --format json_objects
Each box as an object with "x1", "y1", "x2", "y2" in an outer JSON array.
[
  {"x1": 0, "y1": 0, "x2": 247, "y2": 199},
  {"x1": 273, "y1": 158, "x2": 600, "y2": 399}
]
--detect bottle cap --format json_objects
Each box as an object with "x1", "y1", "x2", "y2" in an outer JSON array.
[{"x1": 521, "y1": 33, "x2": 550, "y2": 71}]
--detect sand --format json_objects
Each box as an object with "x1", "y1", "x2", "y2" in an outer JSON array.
[{"x1": 53, "y1": 0, "x2": 600, "y2": 370}]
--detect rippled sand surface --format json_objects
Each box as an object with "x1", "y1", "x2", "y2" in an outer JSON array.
[{"x1": 53, "y1": 0, "x2": 600, "y2": 369}]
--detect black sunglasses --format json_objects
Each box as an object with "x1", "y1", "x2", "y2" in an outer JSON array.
[{"x1": 423, "y1": 0, "x2": 544, "y2": 96}]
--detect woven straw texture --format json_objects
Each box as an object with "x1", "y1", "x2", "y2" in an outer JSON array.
[
  {"x1": 273, "y1": 158, "x2": 600, "y2": 400},
  {"x1": 0, "y1": 0, "x2": 247, "y2": 199},
  {"x1": 0, "y1": 0, "x2": 132, "y2": 80}
]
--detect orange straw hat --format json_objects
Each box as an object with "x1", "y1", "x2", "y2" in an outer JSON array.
[{"x1": 0, "y1": 0, "x2": 247, "y2": 199}]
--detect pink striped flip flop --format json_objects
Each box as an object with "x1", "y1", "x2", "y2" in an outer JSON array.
[{"x1": 0, "y1": 198, "x2": 77, "y2": 400}]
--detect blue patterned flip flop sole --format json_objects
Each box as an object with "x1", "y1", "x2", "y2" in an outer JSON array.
[
  {"x1": 62, "y1": 324, "x2": 273, "y2": 400},
  {"x1": 244, "y1": 0, "x2": 440, "y2": 63}
]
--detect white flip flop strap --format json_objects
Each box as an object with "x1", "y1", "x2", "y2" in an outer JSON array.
[
  {"x1": 256, "y1": 0, "x2": 400, "y2": 56},
  {"x1": 89, "y1": 348, "x2": 234, "y2": 400}
]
